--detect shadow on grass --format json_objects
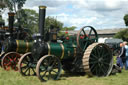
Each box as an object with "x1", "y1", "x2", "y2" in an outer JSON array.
[{"x1": 58, "y1": 72, "x2": 88, "y2": 80}]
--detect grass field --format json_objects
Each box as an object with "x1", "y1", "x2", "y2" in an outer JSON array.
[{"x1": 0, "y1": 56, "x2": 128, "y2": 85}]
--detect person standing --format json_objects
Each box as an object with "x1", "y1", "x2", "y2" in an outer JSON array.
[
  {"x1": 117, "y1": 43, "x2": 125, "y2": 69},
  {"x1": 124, "y1": 42, "x2": 128, "y2": 70}
]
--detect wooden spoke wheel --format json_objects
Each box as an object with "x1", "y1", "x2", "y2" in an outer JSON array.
[
  {"x1": 83, "y1": 43, "x2": 113, "y2": 77},
  {"x1": 1, "y1": 52, "x2": 21, "y2": 71},
  {"x1": 77, "y1": 26, "x2": 98, "y2": 51},
  {"x1": 36, "y1": 55, "x2": 62, "y2": 82},
  {"x1": 18, "y1": 52, "x2": 36, "y2": 76}
]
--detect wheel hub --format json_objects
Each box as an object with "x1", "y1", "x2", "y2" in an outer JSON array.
[
  {"x1": 47, "y1": 66, "x2": 52, "y2": 71},
  {"x1": 98, "y1": 58, "x2": 103, "y2": 62},
  {"x1": 28, "y1": 63, "x2": 32, "y2": 67}
]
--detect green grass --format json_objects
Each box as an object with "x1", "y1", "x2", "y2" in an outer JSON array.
[
  {"x1": 0, "y1": 56, "x2": 128, "y2": 85},
  {"x1": 0, "y1": 68, "x2": 128, "y2": 85}
]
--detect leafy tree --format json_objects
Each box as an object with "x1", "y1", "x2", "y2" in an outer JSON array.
[
  {"x1": 124, "y1": 14, "x2": 128, "y2": 26},
  {"x1": 0, "y1": 0, "x2": 26, "y2": 11},
  {"x1": 45, "y1": 16, "x2": 63, "y2": 30},
  {"x1": 0, "y1": 0, "x2": 26, "y2": 20},
  {"x1": 14, "y1": 9, "x2": 39, "y2": 34},
  {"x1": 0, "y1": 15, "x2": 4, "y2": 22},
  {"x1": 0, "y1": 0, "x2": 7, "y2": 17},
  {"x1": 0, "y1": 15, "x2": 5, "y2": 27},
  {"x1": 0, "y1": 0, "x2": 27, "y2": 28},
  {"x1": 0, "y1": 0, "x2": 6, "y2": 9},
  {"x1": 14, "y1": 10, "x2": 65, "y2": 34},
  {"x1": 114, "y1": 29, "x2": 128, "y2": 41}
]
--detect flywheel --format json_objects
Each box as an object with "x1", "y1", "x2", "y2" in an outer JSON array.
[{"x1": 77, "y1": 26, "x2": 98, "y2": 51}]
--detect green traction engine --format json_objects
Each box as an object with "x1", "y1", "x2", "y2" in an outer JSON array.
[
  {"x1": 0, "y1": 12, "x2": 33, "y2": 71},
  {"x1": 18, "y1": 6, "x2": 113, "y2": 81}
]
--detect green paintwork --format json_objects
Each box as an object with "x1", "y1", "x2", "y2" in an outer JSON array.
[
  {"x1": 16, "y1": 40, "x2": 33, "y2": 53},
  {"x1": 49, "y1": 36, "x2": 77, "y2": 59},
  {"x1": 49, "y1": 43, "x2": 62, "y2": 58}
]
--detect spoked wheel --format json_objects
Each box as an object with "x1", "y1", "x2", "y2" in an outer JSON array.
[
  {"x1": 83, "y1": 43, "x2": 113, "y2": 77},
  {"x1": 18, "y1": 52, "x2": 36, "y2": 76},
  {"x1": 36, "y1": 55, "x2": 62, "y2": 82},
  {"x1": 1, "y1": 52, "x2": 21, "y2": 71},
  {"x1": 77, "y1": 26, "x2": 98, "y2": 51}
]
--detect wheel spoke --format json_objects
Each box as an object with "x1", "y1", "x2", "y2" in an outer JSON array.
[
  {"x1": 90, "y1": 53, "x2": 98, "y2": 59},
  {"x1": 48, "y1": 57, "x2": 52, "y2": 66},
  {"x1": 24, "y1": 67, "x2": 30, "y2": 74},
  {"x1": 7, "y1": 56, "x2": 13, "y2": 62},
  {"x1": 22, "y1": 60, "x2": 28, "y2": 64},
  {"x1": 51, "y1": 59, "x2": 57, "y2": 68},
  {"x1": 41, "y1": 71, "x2": 47, "y2": 78},
  {"x1": 82, "y1": 29, "x2": 86, "y2": 35},
  {"x1": 4, "y1": 62, "x2": 11, "y2": 66},
  {"x1": 21, "y1": 65, "x2": 28, "y2": 69},
  {"x1": 31, "y1": 67, "x2": 36, "y2": 74},
  {"x1": 88, "y1": 29, "x2": 92, "y2": 38},
  {"x1": 99, "y1": 65, "x2": 106, "y2": 76},
  {"x1": 102, "y1": 62, "x2": 110, "y2": 65},
  {"x1": 48, "y1": 71, "x2": 51, "y2": 80},
  {"x1": 13, "y1": 57, "x2": 17, "y2": 61},
  {"x1": 90, "y1": 64, "x2": 96, "y2": 70},
  {"x1": 102, "y1": 53, "x2": 110, "y2": 58},
  {"x1": 83, "y1": 42, "x2": 88, "y2": 51},
  {"x1": 52, "y1": 69, "x2": 58, "y2": 74},
  {"x1": 89, "y1": 61, "x2": 98, "y2": 64},
  {"x1": 96, "y1": 47, "x2": 101, "y2": 58},
  {"x1": 40, "y1": 67, "x2": 46, "y2": 72},
  {"x1": 28, "y1": 68, "x2": 30, "y2": 76},
  {"x1": 91, "y1": 65, "x2": 98, "y2": 74}
]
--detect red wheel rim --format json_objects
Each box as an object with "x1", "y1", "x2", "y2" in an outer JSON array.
[{"x1": 2, "y1": 52, "x2": 21, "y2": 71}]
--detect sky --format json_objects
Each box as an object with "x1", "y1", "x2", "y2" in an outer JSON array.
[{"x1": 3, "y1": 0, "x2": 128, "y2": 30}]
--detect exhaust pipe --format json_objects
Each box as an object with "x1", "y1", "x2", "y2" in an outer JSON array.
[
  {"x1": 8, "y1": 12, "x2": 15, "y2": 37},
  {"x1": 39, "y1": 6, "x2": 46, "y2": 40}
]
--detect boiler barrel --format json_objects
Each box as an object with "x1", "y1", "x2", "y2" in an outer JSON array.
[
  {"x1": 15, "y1": 40, "x2": 33, "y2": 53},
  {"x1": 3, "y1": 39, "x2": 33, "y2": 53},
  {"x1": 47, "y1": 42, "x2": 76, "y2": 59}
]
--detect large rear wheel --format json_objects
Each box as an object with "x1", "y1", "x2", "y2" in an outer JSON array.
[{"x1": 83, "y1": 43, "x2": 113, "y2": 77}]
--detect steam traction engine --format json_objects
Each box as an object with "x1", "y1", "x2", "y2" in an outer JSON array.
[
  {"x1": 0, "y1": 12, "x2": 33, "y2": 71},
  {"x1": 18, "y1": 6, "x2": 113, "y2": 81}
]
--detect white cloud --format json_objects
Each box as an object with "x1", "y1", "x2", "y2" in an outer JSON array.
[
  {"x1": 2, "y1": 0, "x2": 128, "y2": 30},
  {"x1": 105, "y1": 0, "x2": 120, "y2": 9}
]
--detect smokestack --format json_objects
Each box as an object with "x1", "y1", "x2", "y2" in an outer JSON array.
[
  {"x1": 8, "y1": 12, "x2": 15, "y2": 36},
  {"x1": 39, "y1": 6, "x2": 46, "y2": 40}
]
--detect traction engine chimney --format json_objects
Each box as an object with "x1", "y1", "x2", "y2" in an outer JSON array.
[
  {"x1": 8, "y1": 12, "x2": 15, "y2": 37},
  {"x1": 39, "y1": 6, "x2": 46, "y2": 40}
]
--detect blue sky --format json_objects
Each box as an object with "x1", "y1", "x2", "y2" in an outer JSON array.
[{"x1": 3, "y1": 0, "x2": 128, "y2": 30}]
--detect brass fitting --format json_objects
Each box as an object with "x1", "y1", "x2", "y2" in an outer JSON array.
[{"x1": 39, "y1": 6, "x2": 47, "y2": 9}]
